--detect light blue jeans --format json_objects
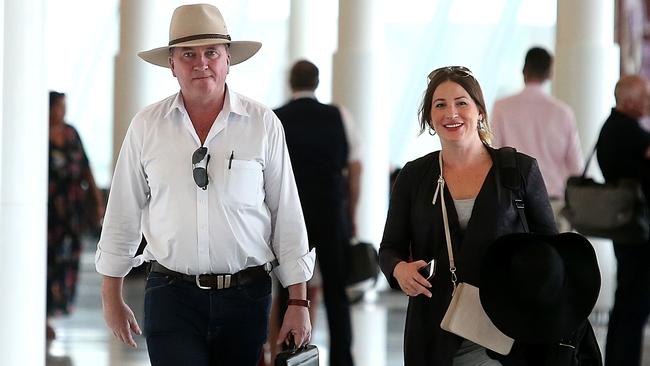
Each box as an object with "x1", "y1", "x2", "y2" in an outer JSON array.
[{"x1": 453, "y1": 340, "x2": 502, "y2": 366}]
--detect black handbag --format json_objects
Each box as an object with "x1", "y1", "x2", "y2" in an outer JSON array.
[
  {"x1": 275, "y1": 342, "x2": 319, "y2": 366},
  {"x1": 561, "y1": 146, "x2": 650, "y2": 243},
  {"x1": 345, "y1": 240, "x2": 380, "y2": 303},
  {"x1": 345, "y1": 240, "x2": 379, "y2": 286}
]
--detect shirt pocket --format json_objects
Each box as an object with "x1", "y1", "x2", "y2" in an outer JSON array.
[{"x1": 223, "y1": 159, "x2": 263, "y2": 207}]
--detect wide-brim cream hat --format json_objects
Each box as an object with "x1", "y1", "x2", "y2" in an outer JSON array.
[{"x1": 138, "y1": 3, "x2": 262, "y2": 68}]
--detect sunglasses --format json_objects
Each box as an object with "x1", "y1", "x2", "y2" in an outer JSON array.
[
  {"x1": 192, "y1": 147, "x2": 210, "y2": 190},
  {"x1": 428, "y1": 66, "x2": 474, "y2": 80}
]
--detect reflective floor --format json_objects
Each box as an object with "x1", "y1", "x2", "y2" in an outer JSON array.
[{"x1": 46, "y1": 243, "x2": 650, "y2": 366}]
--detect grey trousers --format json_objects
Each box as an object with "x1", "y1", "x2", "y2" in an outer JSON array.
[{"x1": 453, "y1": 340, "x2": 502, "y2": 366}]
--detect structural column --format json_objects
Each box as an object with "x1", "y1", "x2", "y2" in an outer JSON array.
[
  {"x1": 553, "y1": 0, "x2": 618, "y2": 153},
  {"x1": 288, "y1": 0, "x2": 311, "y2": 63},
  {"x1": 553, "y1": 0, "x2": 619, "y2": 311},
  {"x1": 113, "y1": 0, "x2": 176, "y2": 168},
  {"x1": 1, "y1": 1, "x2": 47, "y2": 365},
  {"x1": 332, "y1": 0, "x2": 388, "y2": 247},
  {"x1": 283, "y1": 0, "x2": 313, "y2": 99},
  {"x1": 332, "y1": 1, "x2": 387, "y2": 364}
]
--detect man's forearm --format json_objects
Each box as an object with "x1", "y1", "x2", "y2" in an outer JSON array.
[
  {"x1": 287, "y1": 282, "x2": 307, "y2": 300},
  {"x1": 101, "y1": 275, "x2": 125, "y2": 303}
]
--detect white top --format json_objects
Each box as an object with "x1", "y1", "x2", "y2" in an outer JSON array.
[
  {"x1": 453, "y1": 197, "x2": 476, "y2": 230},
  {"x1": 291, "y1": 91, "x2": 362, "y2": 162},
  {"x1": 491, "y1": 84, "x2": 583, "y2": 198},
  {"x1": 95, "y1": 87, "x2": 315, "y2": 287}
]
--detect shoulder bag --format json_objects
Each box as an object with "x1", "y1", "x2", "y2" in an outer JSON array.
[
  {"x1": 434, "y1": 153, "x2": 514, "y2": 355},
  {"x1": 561, "y1": 146, "x2": 649, "y2": 243}
]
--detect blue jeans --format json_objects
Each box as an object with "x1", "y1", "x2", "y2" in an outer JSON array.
[{"x1": 144, "y1": 271, "x2": 272, "y2": 366}]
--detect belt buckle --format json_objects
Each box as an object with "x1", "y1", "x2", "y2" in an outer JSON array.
[
  {"x1": 195, "y1": 274, "x2": 232, "y2": 289},
  {"x1": 195, "y1": 275, "x2": 212, "y2": 290},
  {"x1": 217, "y1": 275, "x2": 232, "y2": 289}
]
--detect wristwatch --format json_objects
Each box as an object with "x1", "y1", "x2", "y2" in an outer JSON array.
[{"x1": 287, "y1": 299, "x2": 311, "y2": 308}]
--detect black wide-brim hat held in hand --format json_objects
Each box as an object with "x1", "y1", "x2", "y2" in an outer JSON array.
[{"x1": 480, "y1": 232, "x2": 601, "y2": 344}]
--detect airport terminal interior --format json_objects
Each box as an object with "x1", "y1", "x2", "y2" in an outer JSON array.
[{"x1": 4, "y1": 0, "x2": 650, "y2": 365}]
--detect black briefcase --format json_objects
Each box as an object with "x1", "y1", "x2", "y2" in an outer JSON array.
[{"x1": 275, "y1": 343, "x2": 319, "y2": 366}]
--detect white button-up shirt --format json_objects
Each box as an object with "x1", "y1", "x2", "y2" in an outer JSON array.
[{"x1": 95, "y1": 87, "x2": 315, "y2": 287}]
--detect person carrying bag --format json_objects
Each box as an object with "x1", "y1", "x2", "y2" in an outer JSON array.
[{"x1": 378, "y1": 65, "x2": 558, "y2": 366}]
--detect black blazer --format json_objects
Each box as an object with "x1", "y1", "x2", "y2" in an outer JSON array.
[
  {"x1": 274, "y1": 98, "x2": 349, "y2": 246},
  {"x1": 379, "y1": 146, "x2": 557, "y2": 366},
  {"x1": 274, "y1": 98, "x2": 348, "y2": 205}
]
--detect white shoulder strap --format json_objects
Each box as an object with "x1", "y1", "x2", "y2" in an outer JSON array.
[{"x1": 432, "y1": 153, "x2": 457, "y2": 290}]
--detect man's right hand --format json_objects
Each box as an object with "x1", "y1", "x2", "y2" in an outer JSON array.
[{"x1": 101, "y1": 276, "x2": 142, "y2": 348}]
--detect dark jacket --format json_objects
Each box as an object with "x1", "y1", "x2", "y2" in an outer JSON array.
[
  {"x1": 379, "y1": 146, "x2": 557, "y2": 366},
  {"x1": 597, "y1": 108, "x2": 650, "y2": 207},
  {"x1": 274, "y1": 97, "x2": 349, "y2": 245},
  {"x1": 274, "y1": 97, "x2": 348, "y2": 204}
]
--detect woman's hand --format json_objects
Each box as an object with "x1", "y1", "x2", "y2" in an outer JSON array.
[{"x1": 393, "y1": 260, "x2": 432, "y2": 298}]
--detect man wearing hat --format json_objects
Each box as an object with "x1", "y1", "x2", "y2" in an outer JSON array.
[{"x1": 95, "y1": 4, "x2": 315, "y2": 365}]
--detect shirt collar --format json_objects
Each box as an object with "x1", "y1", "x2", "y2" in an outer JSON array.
[
  {"x1": 291, "y1": 91, "x2": 317, "y2": 100},
  {"x1": 166, "y1": 92, "x2": 186, "y2": 120},
  {"x1": 164, "y1": 84, "x2": 249, "y2": 120},
  {"x1": 226, "y1": 85, "x2": 249, "y2": 118},
  {"x1": 523, "y1": 83, "x2": 545, "y2": 93}
]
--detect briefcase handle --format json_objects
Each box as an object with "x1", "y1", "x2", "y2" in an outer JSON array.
[{"x1": 282, "y1": 333, "x2": 304, "y2": 353}]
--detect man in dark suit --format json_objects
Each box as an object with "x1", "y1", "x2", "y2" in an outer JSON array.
[{"x1": 273, "y1": 60, "x2": 356, "y2": 366}]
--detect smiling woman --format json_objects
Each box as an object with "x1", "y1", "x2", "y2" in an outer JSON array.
[
  {"x1": 418, "y1": 66, "x2": 491, "y2": 146},
  {"x1": 379, "y1": 65, "x2": 559, "y2": 365},
  {"x1": 429, "y1": 81, "x2": 482, "y2": 144}
]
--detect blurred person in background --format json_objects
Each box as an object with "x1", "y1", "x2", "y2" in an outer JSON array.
[
  {"x1": 270, "y1": 59, "x2": 358, "y2": 366},
  {"x1": 597, "y1": 75, "x2": 650, "y2": 366},
  {"x1": 491, "y1": 47, "x2": 583, "y2": 232},
  {"x1": 47, "y1": 91, "x2": 104, "y2": 340}
]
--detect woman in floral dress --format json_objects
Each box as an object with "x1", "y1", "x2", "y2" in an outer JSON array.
[{"x1": 47, "y1": 91, "x2": 103, "y2": 339}]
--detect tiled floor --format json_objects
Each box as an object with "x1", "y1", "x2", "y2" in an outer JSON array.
[{"x1": 46, "y1": 244, "x2": 650, "y2": 366}]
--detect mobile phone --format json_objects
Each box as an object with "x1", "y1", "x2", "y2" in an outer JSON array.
[{"x1": 418, "y1": 259, "x2": 436, "y2": 280}]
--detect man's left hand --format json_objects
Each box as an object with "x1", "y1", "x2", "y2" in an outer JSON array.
[{"x1": 276, "y1": 304, "x2": 311, "y2": 348}]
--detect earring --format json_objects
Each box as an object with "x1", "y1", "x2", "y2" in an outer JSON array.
[
  {"x1": 428, "y1": 126, "x2": 437, "y2": 136},
  {"x1": 478, "y1": 118, "x2": 486, "y2": 130}
]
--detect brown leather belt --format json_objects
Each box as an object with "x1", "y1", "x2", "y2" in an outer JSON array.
[{"x1": 149, "y1": 261, "x2": 272, "y2": 290}]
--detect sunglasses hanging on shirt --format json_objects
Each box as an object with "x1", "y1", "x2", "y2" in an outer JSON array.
[{"x1": 192, "y1": 146, "x2": 210, "y2": 190}]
